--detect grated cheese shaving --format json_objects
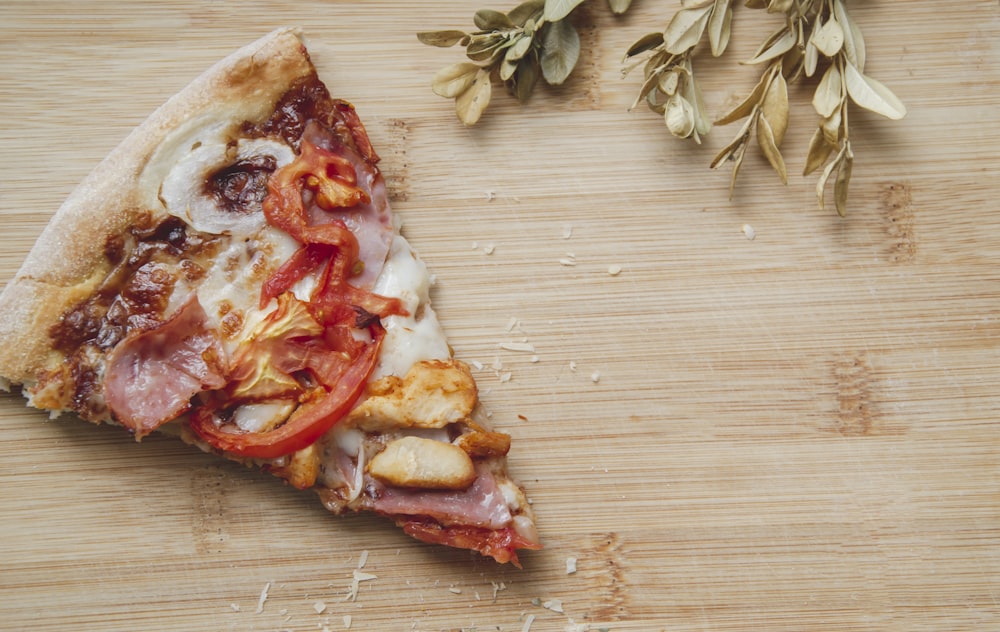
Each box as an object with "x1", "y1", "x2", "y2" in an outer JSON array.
[
  {"x1": 500, "y1": 342, "x2": 535, "y2": 353},
  {"x1": 255, "y1": 581, "x2": 271, "y2": 614},
  {"x1": 565, "y1": 557, "x2": 578, "y2": 574},
  {"x1": 521, "y1": 614, "x2": 536, "y2": 632}
]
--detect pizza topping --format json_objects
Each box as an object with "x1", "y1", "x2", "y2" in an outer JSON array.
[
  {"x1": 367, "y1": 436, "x2": 476, "y2": 490},
  {"x1": 371, "y1": 464, "x2": 513, "y2": 528},
  {"x1": 104, "y1": 295, "x2": 228, "y2": 437},
  {"x1": 160, "y1": 137, "x2": 295, "y2": 236}
]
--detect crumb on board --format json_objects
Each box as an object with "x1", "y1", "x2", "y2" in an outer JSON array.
[
  {"x1": 742, "y1": 223, "x2": 756, "y2": 240},
  {"x1": 255, "y1": 581, "x2": 271, "y2": 614},
  {"x1": 566, "y1": 556, "x2": 578, "y2": 574},
  {"x1": 607, "y1": 264, "x2": 622, "y2": 276}
]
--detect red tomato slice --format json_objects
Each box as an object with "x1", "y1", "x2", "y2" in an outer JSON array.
[{"x1": 189, "y1": 324, "x2": 384, "y2": 459}]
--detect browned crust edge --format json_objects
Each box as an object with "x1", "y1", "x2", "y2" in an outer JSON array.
[{"x1": 0, "y1": 27, "x2": 315, "y2": 384}]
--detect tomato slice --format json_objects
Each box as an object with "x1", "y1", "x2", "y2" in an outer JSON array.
[{"x1": 189, "y1": 324, "x2": 384, "y2": 459}]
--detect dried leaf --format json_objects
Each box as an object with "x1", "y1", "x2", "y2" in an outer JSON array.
[
  {"x1": 431, "y1": 62, "x2": 481, "y2": 98},
  {"x1": 811, "y1": 15, "x2": 845, "y2": 57},
  {"x1": 815, "y1": 145, "x2": 846, "y2": 210},
  {"x1": 685, "y1": 72, "x2": 712, "y2": 138},
  {"x1": 543, "y1": 0, "x2": 586, "y2": 22},
  {"x1": 803, "y1": 127, "x2": 835, "y2": 176},
  {"x1": 821, "y1": 103, "x2": 843, "y2": 145},
  {"x1": 475, "y1": 9, "x2": 514, "y2": 31},
  {"x1": 664, "y1": 5, "x2": 713, "y2": 54},
  {"x1": 467, "y1": 34, "x2": 506, "y2": 62},
  {"x1": 540, "y1": 19, "x2": 580, "y2": 85},
  {"x1": 707, "y1": 0, "x2": 733, "y2": 57},
  {"x1": 833, "y1": 0, "x2": 866, "y2": 71},
  {"x1": 508, "y1": 0, "x2": 544, "y2": 26},
  {"x1": 500, "y1": 55, "x2": 519, "y2": 81},
  {"x1": 812, "y1": 62, "x2": 843, "y2": 118},
  {"x1": 744, "y1": 25, "x2": 795, "y2": 65},
  {"x1": 659, "y1": 69, "x2": 680, "y2": 96},
  {"x1": 714, "y1": 70, "x2": 769, "y2": 125},
  {"x1": 418, "y1": 30, "x2": 470, "y2": 48},
  {"x1": 760, "y1": 65, "x2": 788, "y2": 145},
  {"x1": 625, "y1": 31, "x2": 665, "y2": 59},
  {"x1": 767, "y1": 0, "x2": 794, "y2": 13},
  {"x1": 803, "y1": 39, "x2": 819, "y2": 77},
  {"x1": 455, "y1": 68, "x2": 492, "y2": 125},
  {"x1": 844, "y1": 62, "x2": 906, "y2": 120},
  {"x1": 607, "y1": 0, "x2": 634, "y2": 14},
  {"x1": 834, "y1": 148, "x2": 853, "y2": 216},
  {"x1": 757, "y1": 115, "x2": 788, "y2": 184},
  {"x1": 665, "y1": 93, "x2": 696, "y2": 138},
  {"x1": 710, "y1": 117, "x2": 752, "y2": 168}
]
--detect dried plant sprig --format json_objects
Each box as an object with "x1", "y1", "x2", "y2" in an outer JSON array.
[
  {"x1": 419, "y1": 0, "x2": 631, "y2": 125},
  {"x1": 632, "y1": 0, "x2": 905, "y2": 214}
]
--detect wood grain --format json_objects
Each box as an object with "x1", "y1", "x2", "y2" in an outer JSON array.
[{"x1": 2, "y1": 2, "x2": 999, "y2": 631}]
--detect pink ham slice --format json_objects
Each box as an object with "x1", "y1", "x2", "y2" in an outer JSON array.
[
  {"x1": 104, "y1": 296, "x2": 227, "y2": 438},
  {"x1": 370, "y1": 465, "x2": 514, "y2": 529}
]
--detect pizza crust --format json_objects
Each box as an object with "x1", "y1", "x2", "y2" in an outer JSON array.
[{"x1": 0, "y1": 27, "x2": 314, "y2": 384}]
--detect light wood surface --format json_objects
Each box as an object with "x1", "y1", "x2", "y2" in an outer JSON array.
[{"x1": 2, "y1": 2, "x2": 999, "y2": 631}]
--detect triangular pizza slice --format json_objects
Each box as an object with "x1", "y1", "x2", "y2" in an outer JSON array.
[{"x1": 0, "y1": 28, "x2": 540, "y2": 565}]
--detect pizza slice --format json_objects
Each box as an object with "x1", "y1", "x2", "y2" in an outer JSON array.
[{"x1": 0, "y1": 27, "x2": 540, "y2": 566}]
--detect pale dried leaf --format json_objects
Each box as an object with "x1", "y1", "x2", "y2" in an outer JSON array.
[
  {"x1": 815, "y1": 145, "x2": 846, "y2": 210},
  {"x1": 664, "y1": 5, "x2": 713, "y2": 54},
  {"x1": 540, "y1": 19, "x2": 580, "y2": 85},
  {"x1": 607, "y1": 0, "x2": 634, "y2": 14},
  {"x1": 812, "y1": 62, "x2": 843, "y2": 118},
  {"x1": 833, "y1": 0, "x2": 866, "y2": 71},
  {"x1": 757, "y1": 115, "x2": 788, "y2": 184},
  {"x1": 812, "y1": 15, "x2": 845, "y2": 57},
  {"x1": 834, "y1": 150, "x2": 853, "y2": 216},
  {"x1": 631, "y1": 68, "x2": 664, "y2": 110},
  {"x1": 729, "y1": 138, "x2": 749, "y2": 196},
  {"x1": 418, "y1": 30, "x2": 469, "y2": 48},
  {"x1": 714, "y1": 71, "x2": 769, "y2": 125},
  {"x1": 467, "y1": 34, "x2": 505, "y2": 62},
  {"x1": 708, "y1": 0, "x2": 733, "y2": 57},
  {"x1": 760, "y1": 66, "x2": 788, "y2": 145},
  {"x1": 767, "y1": 0, "x2": 794, "y2": 13},
  {"x1": 455, "y1": 68, "x2": 492, "y2": 125},
  {"x1": 500, "y1": 55, "x2": 519, "y2": 81},
  {"x1": 658, "y1": 68, "x2": 680, "y2": 96},
  {"x1": 543, "y1": 0, "x2": 586, "y2": 22},
  {"x1": 710, "y1": 119, "x2": 751, "y2": 169},
  {"x1": 844, "y1": 62, "x2": 906, "y2": 120},
  {"x1": 821, "y1": 103, "x2": 843, "y2": 145},
  {"x1": 685, "y1": 72, "x2": 712, "y2": 137},
  {"x1": 665, "y1": 93, "x2": 696, "y2": 138},
  {"x1": 432, "y1": 62, "x2": 480, "y2": 98},
  {"x1": 804, "y1": 40, "x2": 819, "y2": 77},
  {"x1": 744, "y1": 25, "x2": 795, "y2": 65},
  {"x1": 803, "y1": 127, "x2": 834, "y2": 176}
]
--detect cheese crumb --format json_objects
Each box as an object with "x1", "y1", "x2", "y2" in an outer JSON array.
[
  {"x1": 343, "y1": 614, "x2": 353, "y2": 629},
  {"x1": 500, "y1": 342, "x2": 535, "y2": 353},
  {"x1": 313, "y1": 601, "x2": 327, "y2": 614},
  {"x1": 590, "y1": 370, "x2": 601, "y2": 383},
  {"x1": 742, "y1": 223, "x2": 756, "y2": 240},
  {"x1": 565, "y1": 556, "x2": 578, "y2": 574},
  {"x1": 542, "y1": 598, "x2": 564, "y2": 613},
  {"x1": 499, "y1": 371, "x2": 513, "y2": 383},
  {"x1": 607, "y1": 264, "x2": 622, "y2": 276},
  {"x1": 521, "y1": 614, "x2": 536, "y2": 632},
  {"x1": 255, "y1": 582, "x2": 271, "y2": 614},
  {"x1": 562, "y1": 225, "x2": 573, "y2": 239},
  {"x1": 483, "y1": 243, "x2": 496, "y2": 255},
  {"x1": 229, "y1": 603, "x2": 240, "y2": 612},
  {"x1": 448, "y1": 586, "x2": 462, "y2": 594}
]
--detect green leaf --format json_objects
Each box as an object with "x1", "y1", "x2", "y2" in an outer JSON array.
[
  {"x1": 508, "y1": 0, "x2": 545, "y2": 26},
  {"x1": 511, "y1": 56, "x2": 541, "y2": 101},
  {"x1": 540, "y1": 19, "x2": 580, "y2": 85},
  {"x1": 417, "y1": 30, "x2": 469, "y2": 48},
  {"x1": 474, "y1": 9, "x2": 514, "y2": 31},
  {"x1": 844, "y1": 62, "x2": 906, "y2": 120},
  {"x1": 543, "y1": 0, "x2": 586, "y2": 22}
]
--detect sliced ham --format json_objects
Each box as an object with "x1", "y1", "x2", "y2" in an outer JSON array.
[
  {"x1": 371, "y1": 464, "x2": 513, "y2": 529},
  {"x1": 104, "y1": 296, "x2": 228, "y2": 438}
]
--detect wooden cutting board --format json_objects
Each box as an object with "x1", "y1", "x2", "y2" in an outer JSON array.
[{"x1": 2, "y1": 2, "x2": 998, "y2": 630}]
